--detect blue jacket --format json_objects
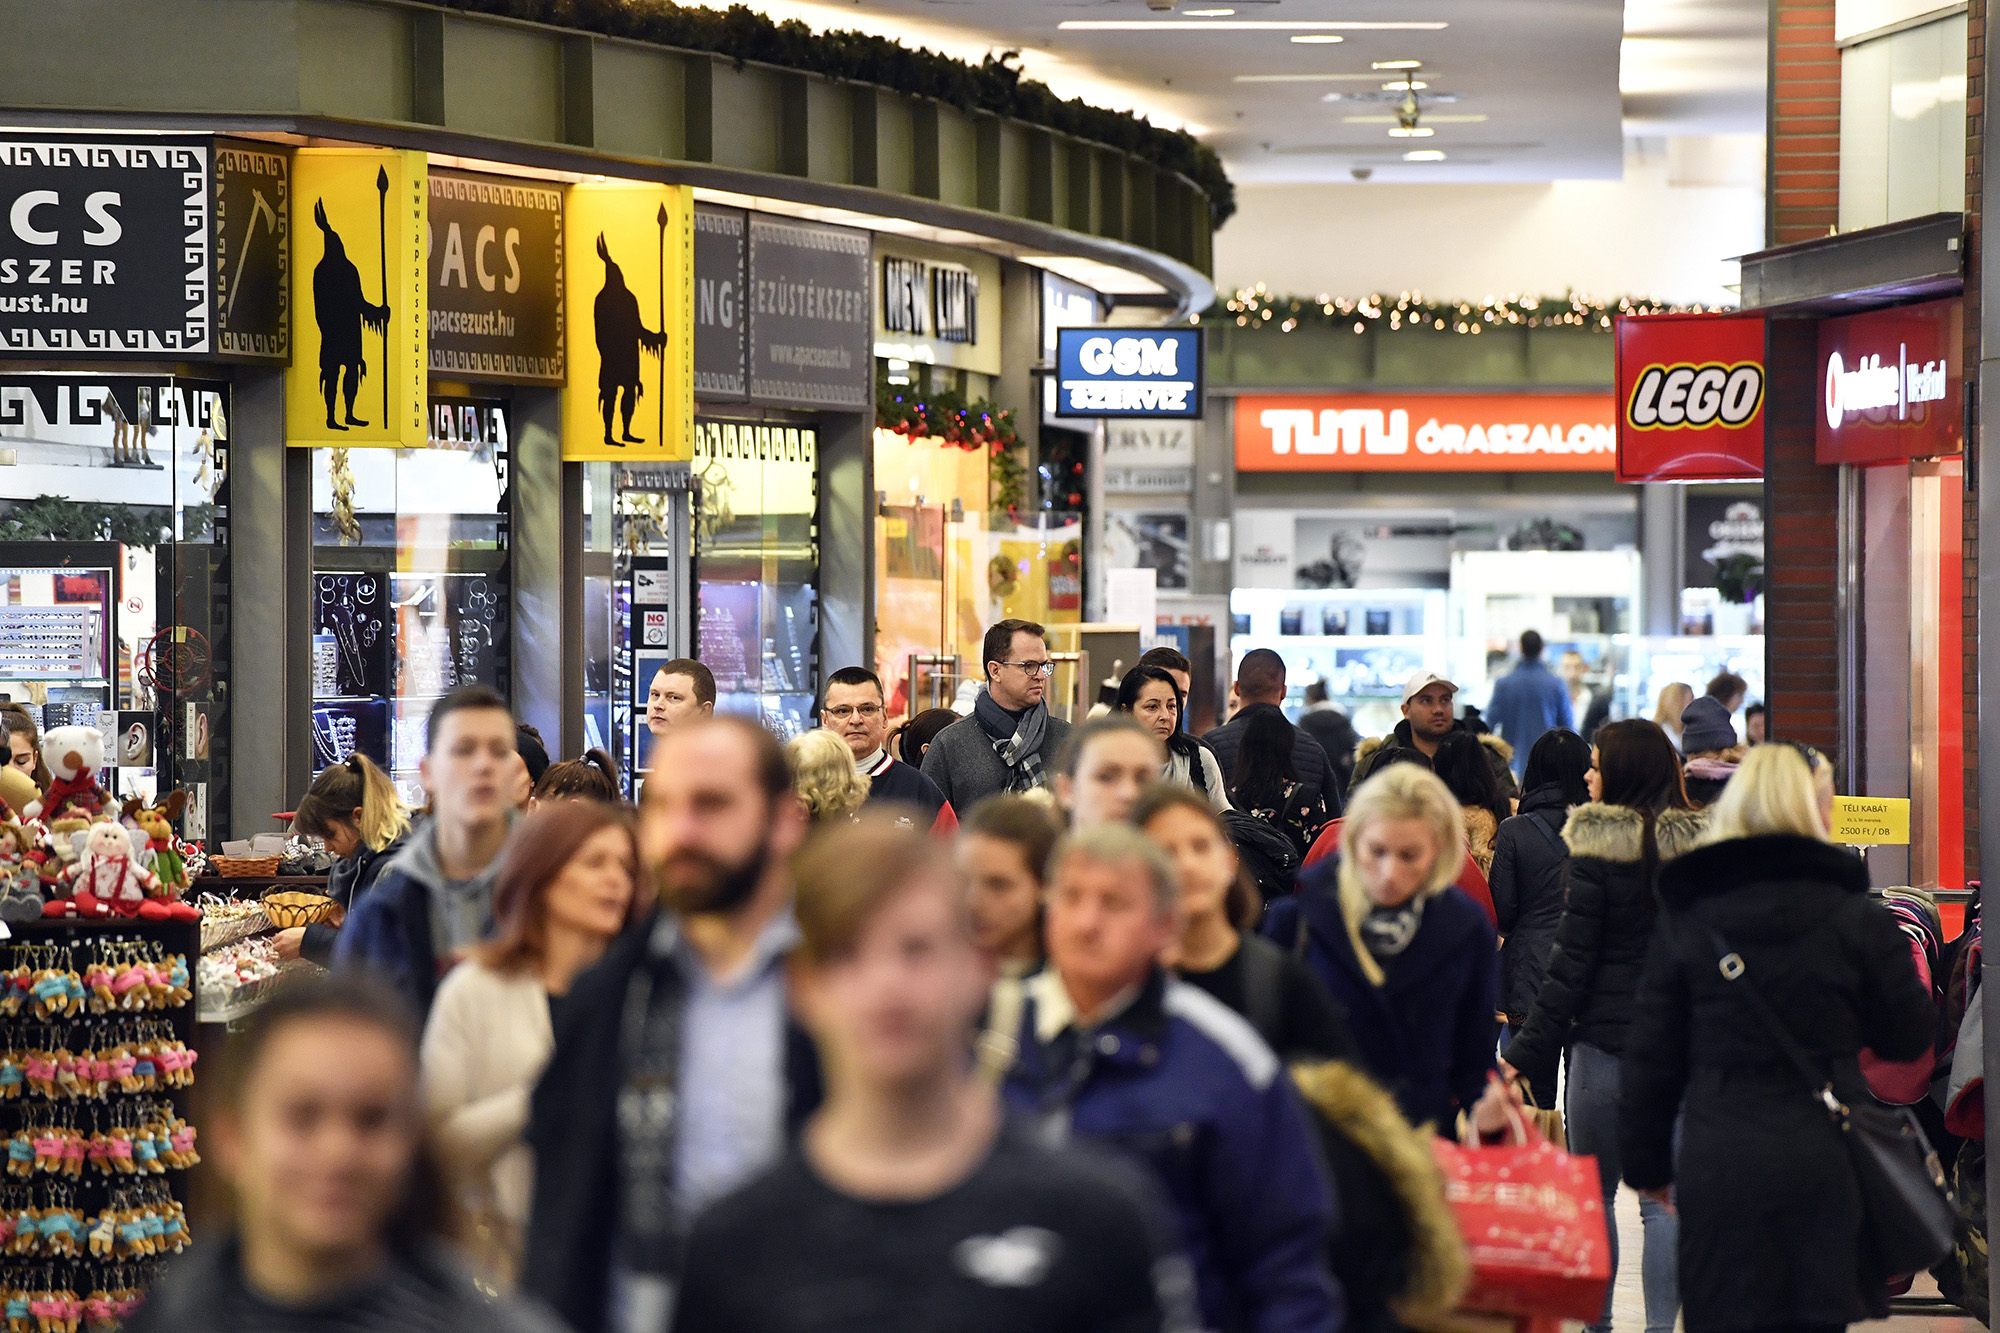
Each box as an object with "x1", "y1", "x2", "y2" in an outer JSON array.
[
  {"x1": 332, "y1": 819, "x2": 507, "y2": 1022},
  {"x1": 1263, "y1": 859, "x2": 1499, "y2": 1131},
  {"x1": 1482, "y1": 659, "x2": 1573, "y2": 775},
  {"x1": 1003, "y1": 966, "x2": 1341, "y2": 1333}
]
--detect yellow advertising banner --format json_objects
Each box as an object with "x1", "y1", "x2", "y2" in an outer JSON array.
[
  {"x1": 1830, "y1": 796, "x2": 1911, "y2": 845},
  {"x1": 287, "y1": 149, "x2": 428, "y2": 449},
  {"x1": 563, "y1": 181, "x2": 694, "y2": 462}
]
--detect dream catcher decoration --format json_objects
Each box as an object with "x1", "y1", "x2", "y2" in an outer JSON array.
[{"x1": 136, "y1": 629, "x2": 213, "y2": 700}]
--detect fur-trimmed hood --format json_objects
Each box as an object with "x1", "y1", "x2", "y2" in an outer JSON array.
[
  {"x1": 1561, "y1": 803, "x2": 1707, "y2": 864},
  {"x1": 1292, "y1": 1060, "x2": 1468, "y2": 1325},
  {"x1": 1657, "y1": 832, "x2": 1869, "y2": 908},
  {"x1": 1354, "y1": 734, "x2": 1387, "y2": 769},
  {"x1": 1475, "y1": 732, "x2": 1513, "y2": 767}
]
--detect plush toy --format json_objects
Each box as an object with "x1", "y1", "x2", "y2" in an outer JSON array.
[
  {"x1": 0, "y1": 816, "x2": 38, "y2": 925},
  {"x1": 0, "y1": 771, "x2": 34, "y2": 824},
  {"x1": 24, "y1": 729, "x2": 106, "y2": 825},
  {"x1": 59, "y1": 823, "x2": 156, "y2": 919},
  {"x1": 120, "y1": 792, "x2": 187, "y2": 897}
]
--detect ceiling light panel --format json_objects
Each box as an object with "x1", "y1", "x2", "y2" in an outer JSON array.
[
  {"x1": 1290, "y1": 35, "x2": 1344, "y2": 43},
  {"x1": 1057, "y1": 19, "x2": 1448, "y2": 31}
]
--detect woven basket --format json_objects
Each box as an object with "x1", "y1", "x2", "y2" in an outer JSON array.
[
  {"x1": 211, "y1": 855, "x2": 281, "y2": 878},
  {"x1": 260, "y1": 890, "x2": 336, "y2": 928}
]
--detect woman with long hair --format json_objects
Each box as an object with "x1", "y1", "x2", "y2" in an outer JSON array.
[
  {"x1": 0, "y1": 705, "x2": 49, "y2": 792},
  {"x1": 1502, "y1": 719, "x2": 1705, "y2": 1333},
  {"x1": 1431, "y1": 731, "x2": 1510, "y2": 877},
  {"x1": 1262, "y1": 763, "x2": 1500, "y2": 1131},
  {"x1": 1622, "y1": 745, "x2": 1932, "y2": 1333},
  {"x1": 956, "y1": 794, "x2": 1060, "y2": 977},
  {"x1": 1051, "y1": 714, "x2": 1165, "y2": 829},
  {"x1": 787, "y1": 728, "x2": 870, "y2": 824},
  {"x1": 419, "y1": 800, "x2": 646, "y2": 1285},
  {"x1": 283, "y1": 754, "x2": 412, "y2": 964},
  {"x1": 1115, "y1": 664, "x2": 1230, "y2": 809},
  {"x1": 1488, "y1": 729, "x2": 1592, "y2": 1040},
  {"x1": 1229, "y1": 707, "x2": 1331, "y2": 857},
  {"x1": 1137, "y1": 783, "x2": 1354, "y2": 1062},
  {"x1": 1651, "y1": 681, "x2": 1695, "y2": 749}
]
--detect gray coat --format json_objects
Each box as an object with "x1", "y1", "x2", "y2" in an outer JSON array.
[{"x1": 919, "y1": 709, "x2": 1073, "y2": 812}]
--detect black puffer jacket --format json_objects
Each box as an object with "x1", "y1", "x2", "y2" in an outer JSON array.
[
  {"x1": 1501, "y1": 803, "x2": 1706, "y2": 1092},
  {"x1": 1620, "y1": 834, "x2": 1934, "y2": 1332},
  {"x1": 1488, "y1": 784, "x2": 1573, "y2": 1025}
]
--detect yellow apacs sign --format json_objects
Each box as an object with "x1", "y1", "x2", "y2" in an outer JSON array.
[
  {"x1": 287, "y1": 149, "x2": 429, "y2": 449},
  {"x1": 1624, "y1": 361, "x2": 1764, "y2": 432},
  {"x1": 1830, "y1": 796, "x2": 1910, "y2": 845},
  {"x1": 562, "y1": 182, "x2": 694, "y2": 463}
]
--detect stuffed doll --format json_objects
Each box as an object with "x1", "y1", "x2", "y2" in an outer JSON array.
[
  {"x1": 0, "y1": 817, "x2": 38, "y2": 924},
  {"x1": 23, "y1": 729, "x2": 106, "y2": 825},
  {"x1": 60, "y1": 823, "x2": 156, "y2": 919},
  {"x1": 120, "y1": 793, "x2": 187, "y2": 897}
]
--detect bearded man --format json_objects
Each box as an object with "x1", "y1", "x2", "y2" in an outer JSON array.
[{"x1": 522, "y1": 716, "x2": 821, "y2": 1333}]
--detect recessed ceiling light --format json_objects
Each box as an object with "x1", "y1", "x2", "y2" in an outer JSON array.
[
  {"x1": 1373, "y1": 60, "x2": 1424, "y2": 70},
  {"x1": 1290, "y1": 35, "x2": 1345, "y2": 43},
  {"x1": 1387, "y1": 126, "x2": 1435, "y2": 137},
  {"x1": 1403, "y1": 149, "x2": 1446, "y2": 161},
  {"x1": 1058, "y1": 20, "x2": 1448, "y2": 31},
  {"x1": 1384, "y1": 80, "x2": 1428, "y2": 90},
  {"x1": 1182, "y1": 7, "x2": 1236, "y2": 13}
]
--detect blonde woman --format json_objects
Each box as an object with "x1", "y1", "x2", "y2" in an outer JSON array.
[
  {"x1": 282, "y1": 753, "x2": 411, "y2": 964},
  {"x1": 1262, "y1": 763, "x2": 1500, "y2": 1131},
  {"x1": 788, "y1": 728, "x2": 870, "y2": 824},
  {"x1": 1651, "y1": 681, "x2": 1694, "y2": 749},
  {"x1": 1620, "y1": 745, "x2": 1932, "y2": 1333}
]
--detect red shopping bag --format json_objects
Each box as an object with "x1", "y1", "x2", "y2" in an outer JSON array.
[{"x1": 1431, "y1": 1091, "x2": 1612, "y2": 1321}]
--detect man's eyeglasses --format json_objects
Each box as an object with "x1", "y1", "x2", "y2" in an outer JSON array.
[
  {"x1": 823, "y1": 703, "x2": 884, "y2": 721},
  {"x1": 999, "y1": 661, "x2": 1056, "y2": 678}
]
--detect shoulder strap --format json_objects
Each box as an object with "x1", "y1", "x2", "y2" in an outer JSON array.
[
  {"x1": 1680, "y1": 914, "x2": 1846, "y2": 1115},
  {"x1": 1523, "y1": 810, "x2": 1565, "y2": 857},
  {"x1": 1238, "y1": 933, "x2": 1286, "y2": 1043}
]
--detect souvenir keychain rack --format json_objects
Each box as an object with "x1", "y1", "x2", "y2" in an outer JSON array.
[{"x1": 0, "y1": 918, "x2": 198, "y2": 1332}]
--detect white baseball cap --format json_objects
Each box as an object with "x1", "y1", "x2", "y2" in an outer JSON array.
[{"x1": 1402, "y1": 671, "x2": 1458, "y2": 705}]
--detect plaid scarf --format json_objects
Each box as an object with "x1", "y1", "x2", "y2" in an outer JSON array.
[{"x1": 974, "y1": 689, "x2": 1050, "y2": 793}]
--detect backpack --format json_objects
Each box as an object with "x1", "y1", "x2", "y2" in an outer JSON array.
[{"x1": 1224, "y1": 809, "x2": 1303, "y2": 906}]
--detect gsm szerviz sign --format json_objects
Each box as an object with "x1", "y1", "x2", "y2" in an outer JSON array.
[
  {"x1": 1613, "y1": 312, "x2": 1765, "y2": 482},
  {"x1": 1055, "y1": 327, "x2": 1203, "y2": 418}
]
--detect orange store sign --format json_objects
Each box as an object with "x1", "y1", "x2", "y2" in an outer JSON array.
[{"x1": 1234, "y1": 393, "x2": 1616, "y2": 472}]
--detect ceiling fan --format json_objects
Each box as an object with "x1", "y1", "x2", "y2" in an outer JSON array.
[{"x1": 1319, "y1": 66, "x2": 1459, "y2": 137}]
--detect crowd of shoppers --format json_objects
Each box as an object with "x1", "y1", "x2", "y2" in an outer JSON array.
[{"x1": 120, "y1": 606, "x2": 1941, "y2": 1333}]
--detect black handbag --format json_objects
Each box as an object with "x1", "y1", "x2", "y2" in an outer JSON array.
[{"x1": 1684, "y1": 916, "x2": 1958, "y2": 1277}]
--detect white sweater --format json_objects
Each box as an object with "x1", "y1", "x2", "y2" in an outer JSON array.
[{"x1": 419, "y1": 959, "x2": 553, "y2": 1255}]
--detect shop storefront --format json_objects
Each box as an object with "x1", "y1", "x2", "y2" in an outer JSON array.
[{"x1": 1228, "y1": 386, "x2": 1765, "y2": 740}]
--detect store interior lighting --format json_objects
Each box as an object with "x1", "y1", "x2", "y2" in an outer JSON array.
[
  {"x1": 1057, "y1": 19, "x2": 1448, "y2": 30},
  {"x1": 1291, "y1": 35, "x2": 1346, "y2": 44}
]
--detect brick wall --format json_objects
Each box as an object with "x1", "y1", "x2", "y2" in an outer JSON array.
[
  {"x1": 1772, "y1": 1, "x2": 1840, "y2": 245},
  {"x1": 1763, "y1": 320, "x2": 1843, "y2": 754},
  {"x1": 1965, "y1": 0, "x2": 1983, "y2": 880}
]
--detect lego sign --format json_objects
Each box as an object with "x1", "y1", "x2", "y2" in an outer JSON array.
[{"x1": 1613, "y1": 312, "x2": 1765, "y2": 482}]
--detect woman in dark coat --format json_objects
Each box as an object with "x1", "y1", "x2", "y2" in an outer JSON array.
[
  {"x1": 1264, "y1": 763, "x2": 1499, "y2": 1132},
  {"x1": 1620, "y1": 744, "x2": 1934, "y2": 1333},
  {"x1": 1489, "y1": 729, "x2": 1591, "y2": 1043},
  {"x1": 1502, "y1": 719, "x2": 1705, "y2": 1333},
  {"x1": 1230, "y1": 707, "x2": 1331, "y2": 859}
]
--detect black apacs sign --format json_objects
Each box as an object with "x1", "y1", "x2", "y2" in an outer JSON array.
[
  {"x1": 0, "y1": 134, "x2": 212, "y2": 356},
  {"x1": 213, "y1": 140, "x2": 289, "y2": 359},
  {"x1": 427, "y1": 169, "x2": 564, "y2": 384}
]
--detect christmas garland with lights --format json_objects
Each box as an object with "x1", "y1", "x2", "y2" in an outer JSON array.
[
  {"x1": 1203, "y1": 288, "x2": 1723, "y2": 335},
  {"x1": 876, "y1": 378, "x2": 1027, "y2": 513}
]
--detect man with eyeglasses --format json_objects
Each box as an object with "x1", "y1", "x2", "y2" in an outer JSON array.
[
  {"x1": 820, "y1": 666, "x2": 956, "y2": 835},
  {"x1": 921, "y1": 618, "x2": 1073, "y2": 812}
]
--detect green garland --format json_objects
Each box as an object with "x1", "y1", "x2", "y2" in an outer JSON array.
[
  {"x1": 875, "y1": 375, "x2": 1026, "y2": 513},
  {"x1": 0, "y1": 496, "x2": 209, "y2": 549},
  {"x1": 436, "y1": 1, "x2": 1234, "y2": 223},
  {"x1": 1204, "y1": 288, "x2": 1720, "y2": 335}
]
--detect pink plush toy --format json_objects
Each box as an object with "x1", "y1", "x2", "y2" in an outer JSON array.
[{"x1": 62, "y1": 823, "x2": 158, "y2": 918}]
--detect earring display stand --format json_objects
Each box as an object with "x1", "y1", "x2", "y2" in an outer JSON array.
[{"x1": 0, "y1": 918, "x2": 200, "y2": 1327}]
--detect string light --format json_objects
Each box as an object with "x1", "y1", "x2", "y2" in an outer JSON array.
[{"x1": 1212, "y1": 288, "x2": 1722, "y2": 335}]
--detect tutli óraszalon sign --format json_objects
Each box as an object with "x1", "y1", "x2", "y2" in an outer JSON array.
[{"x1": 1816, "y1": 296, "x2": 1962, "y2": 465}]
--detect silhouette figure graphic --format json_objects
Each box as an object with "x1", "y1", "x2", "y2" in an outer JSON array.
[
  {"x1": 594, "y1": 234, "x2": 667, "y2": 446},
  {"x1": 313, "y1": 200, "x2": 390, "y2": 431}
]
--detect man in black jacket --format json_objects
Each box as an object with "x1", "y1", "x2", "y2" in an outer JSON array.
[
  {"x1": 522, "y1": 716, "x2": 821, "y2": 1333},
  {"x1": 1201, "y1": 648, "x2": 1339, "y2": 810}
]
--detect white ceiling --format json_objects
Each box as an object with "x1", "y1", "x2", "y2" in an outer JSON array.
[{"x1": 704, "y1": 0, "x2": 1766, "y2": 186}]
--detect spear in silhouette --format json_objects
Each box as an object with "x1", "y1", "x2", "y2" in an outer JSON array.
[
  {"x1": 376, "y1": 165, "x2": 390, "y2": 427},
  {"x1": 657, "y1": 201, "x2": 668, "y2": 451}
]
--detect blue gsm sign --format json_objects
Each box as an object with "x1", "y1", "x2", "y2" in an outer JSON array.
[{"x1": 1055, "y1": 326, "x2": 1203, "y2": 418}]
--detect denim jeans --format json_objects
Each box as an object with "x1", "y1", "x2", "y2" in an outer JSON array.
[{"x1": 1567, "y1": 1041, "x2": 1678, "y2": 1333}]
